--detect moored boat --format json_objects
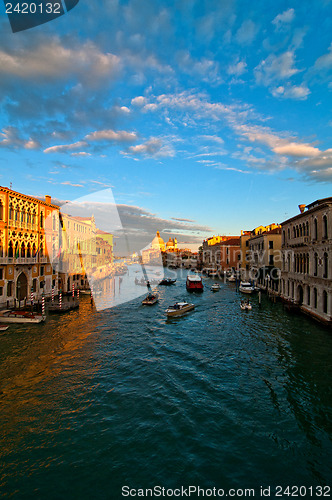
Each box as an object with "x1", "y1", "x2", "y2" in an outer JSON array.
[
  {"x1": 0, "y1": 324, "x2": 9, "y2": 331},
  {"x1": 239, "y1": 281, "x2": 255, "y2": 294},
  {"x1": 211, "y1": 283, "x2": 220, "y2": 292},
  {"x1": 165, "y1": 302, "x2": 195, "y2": 317},
  {"x1": 0, "y1": 310, "x2": 46, "y2": 323},
  {"x1": 186, "y1": 275, "x2": 203, "y2": 292}
]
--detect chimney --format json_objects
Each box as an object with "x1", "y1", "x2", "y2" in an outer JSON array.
[
  {"x1": 45, "y1": 195, "x2": 51, "y2": 204},
  {"x1": 298, "y1": 204, "x2": 306, "y2": 214}
]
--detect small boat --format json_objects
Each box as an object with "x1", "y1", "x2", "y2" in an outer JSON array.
[
  {"x1": 227, "y1": 274, "x2": 236, "y2": 282},
  {"x1": 159, "y1": 278, "x2": 176, "y2": 285},
  {"x1": 239, "y1": 281, "x2": 255, "y2": 294},
  {"x1": 0, "y1": 325, "x2": 9, "y2": 331},
  {"x1": 240, "y1": 300, "x2": 252, "y2": 311},
  {"x1": 211, "y1": 283, "x2": 220, "y2": 292},
  {"x1": 142, "y1": 293, "x2": 158, "y2": 305},
  {"x1": 165, "y1": 302, "x2": 195, "y2": 317},
  {"x1": 0, "y1": 310, "x2": 46, "y2": 324},
  {"x1": 186, "y1": 275, "x2": 203, "y2": 292}
]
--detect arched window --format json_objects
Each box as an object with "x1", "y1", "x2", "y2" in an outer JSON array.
[
  {"x1": 8, "y1": 241, "x2": 13, "y2": 258},
  {"x1": 21, "y1": 242, "x2": 25, "y2": 258},
  {"x1": 314, "y1": 253, "x2": 318, "y2": 276},
  {"x1": 40, "y1": 211, "x2": 44, "y2": 228},
  {"x1": 314, "y1": 288, "x2": 318, "y2": 309},
  {"x1": 27, "y1": 242, "x2": 31, "y2": 258},
  {"x1": 296, "y1": 226, "x2": 299, "y2": 237},
  {"x1": 27, "y1": 209, "x2": 31, "y2": 224},
  {"x1": 323, "y1": 291, "x2": 328, "y2": 314},
  {"x1": 293, "y1": 227, "x2": 296, "y2": 238},
  {"x1": 15, "y1": 208, "x2": 19, "y2": 222},
  {"x1": 21, "y1": 210, "x2": 25, "y2": 224},
  {"x1": 323, "y1": 215, "x2": 328, "y2": 239},
  {"x1": 9, "y1": 203, "x2": 13, "y2": 220},
  {"x1": 0, "y1": 240, "x2": 3, "y2": 257},
  {"x1": 313, "y1": 218, "x2": 318, "y2": 240},
  {"x1": 300, "y1": 225, "x2": 303, "y2": 237},
  {"x1": 32, "y1": 243, "x2": 36, "y2": 258},
  {"x1": 323, "y1": 252, "x2": 328, "y2": 278},
  {"x1": 307, "y1": 253, "x2": 310, "y2": 274},
  {"x1": 306, "y1": 221, "x2": 309, "y2": 236},
  {"x1": 307, "y1": 286, "x2": 310, "y2": 306},
  {"x1": 40, "y1": 242, "x2": 44, "y2": 257},
  {"x1": 288, "y1": 228, "x2": 290, "y2": 239},
  {"x1": 14, "y1": 241, "x2": 19, "y2": 259},
  {"x1": 32, "y1": 210, "x2": 36, "y2": 226},
  {"x1": 282, "y1": 230, "x2": 285, "y2": 244},
  {"x1": 0, "y1": 201, "x2": 3, "y2": 221}
]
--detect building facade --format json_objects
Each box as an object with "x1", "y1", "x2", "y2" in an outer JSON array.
[
  {"x1": 280, "y1": 198, "x2": 332, "y2": 326},
  {"x1": 248, "y1": 226, "x2": 282, "y2": 290},
  {"x1": 0, "y1": 187, "x2": 60, "y2": 307}
]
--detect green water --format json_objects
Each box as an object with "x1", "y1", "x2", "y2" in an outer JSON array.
[{"x1": 0, "y1": 270, "x2": 331, "y2": 499}]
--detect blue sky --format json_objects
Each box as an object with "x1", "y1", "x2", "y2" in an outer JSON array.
[{"x1": 0, "y1": 0, "x2": 332, "y2": 250}]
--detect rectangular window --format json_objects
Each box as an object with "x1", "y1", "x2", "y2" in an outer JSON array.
[
  {"x1": 0, "y1": 268, "x2": 3, "y2": 280},
  {"x1": 269, "y1": 255, "x2": 274, "y2": 265},
  {"x1": 0, "y1": 287, "x2": 3, "y2": 296},
  {"x1": 7, "y1": 281, "x2": 13, "y2": 297},
  {"x1": 269, "y1": 241, "x2": 273, "y2": 249},
  {"x1": 40, "y1": 266, "x2": 44, "y2": 276}
]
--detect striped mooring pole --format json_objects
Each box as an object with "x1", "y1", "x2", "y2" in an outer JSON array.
[
  {"x1": 59, "y1": 290, "x2": 62, "y2": 310},
  {"x1": 77, "y1": 288, "x2": 80, "y2": 300},
  {"x1": 51, "y1": 286, "x2": 54, "y2": 302},
  {"x1": 42, "y1": 293, "x2": 45, "y2": 317},
  {"x1": 72, "y1": 282, "x2": 75, "y2": 298}
]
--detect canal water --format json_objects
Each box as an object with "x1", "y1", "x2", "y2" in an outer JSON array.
[{"x1": 0, "y1": 269, "x2": 331, "y2": 499}]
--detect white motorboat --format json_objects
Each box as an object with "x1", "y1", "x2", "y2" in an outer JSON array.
[
  {"x1": 165, "y1": 302, "x2": 195, "y2": 318},
  {"x1": 227, "y1": 274, "x2": 236, "y2": 282},
  {"x1": 0, "y1": 310, "x2": 46, "y2": 323},
  {"x1": 211, "y1": 283, "x2": 220, "y2": 292},
  {"x1": 0, "y1": 324, "x2": 9, "y2": 331},
  {"x1": 239, "y1": 282, "x2": 255, "y2": 294}
]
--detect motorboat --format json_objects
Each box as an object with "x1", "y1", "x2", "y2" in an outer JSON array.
[
  {"x1": 211, "y1": 283, "x2": 220, "y2": 292},
  {"x1": 0, "y1": 310, "x2": 46, "y2": 323},
  {"x1": 239, "y1": 282, "x2": 255, "y2": 294},
  {"x1": 186, "y1": 275, "x2": 203, "y2": 292},
  {"x1": 165, "y1": 302, "x2": 195, "y2": 318},
  {"x1": 227, "y1": 274, "x2": 236, "y2": 282},
  {"x1": 240, "y1": 300, "x2": 252, "y2": 311},
  {"x1": 159, "y1": 278, "x2": 176, "y2": 285},
  {"x1": 0, "y1": 325, "x2": 9, "y2": 331},
  {"x1": 142, "y1": 293, "x2": 159, "y2": 305}
]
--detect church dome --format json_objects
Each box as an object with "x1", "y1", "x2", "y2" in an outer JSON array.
[{"x1": 151, "y1": 231, "x2": 165, "y2": 251}]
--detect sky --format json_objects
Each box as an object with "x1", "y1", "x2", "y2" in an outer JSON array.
[{"x1": 0, "y1": 0, "x2": 332, "y2": 251}]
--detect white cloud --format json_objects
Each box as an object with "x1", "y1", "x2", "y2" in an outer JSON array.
[
  {"x1": 227, "y1": 59, "x2": 247, "y2": 76},
  {"x1": 61, "y1": 181, "x2": 85, "y2": 188},
  {"x1": 123, "y1": 137, "x2": 175, "y2": 159},
  {"x1": 71, "y1": 152, "x2": 92, "y2": 157},
  {"x1": 0, "y1": 39, "x2": 121, "y2": 86},
  {"x1": 44, "y1": 141, "x2": 87, "y2": 154},
  {"x1": 0, "y1": 127, "x2": 39, "y2": 150},
  {"x1": 131, "y1": 96, "x2": 147, "y2": 107},
  {"x1": 84, "y1": 129, "x2": 137, "y2": 142},
  {"x1": 271, "y1": 84, "x2": 310, "y2": 100},
  {"x1": 235, "y1": 20, "x2": 258, "y2": 45},
  {"x1": 272, "y1": 8, "x2": 295, "y2": 31},
  {"x1": 255, "y1": 51, "x2": 300, "y2": 85}
]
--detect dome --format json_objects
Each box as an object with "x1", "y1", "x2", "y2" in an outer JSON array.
[{"x1": 151, "y1": 231, "x2": 165, "y2": 251}]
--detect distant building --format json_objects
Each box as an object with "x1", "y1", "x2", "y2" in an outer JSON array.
[
  {"x1": 248, "y1": 225, "x2": 282, "y2": 290},
  {"x1": 280, "y1": 198, "x2": 332, "y2": 326},
  {"x1": 202, "y1": 236, "x2": 240, "y2": 271}
]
